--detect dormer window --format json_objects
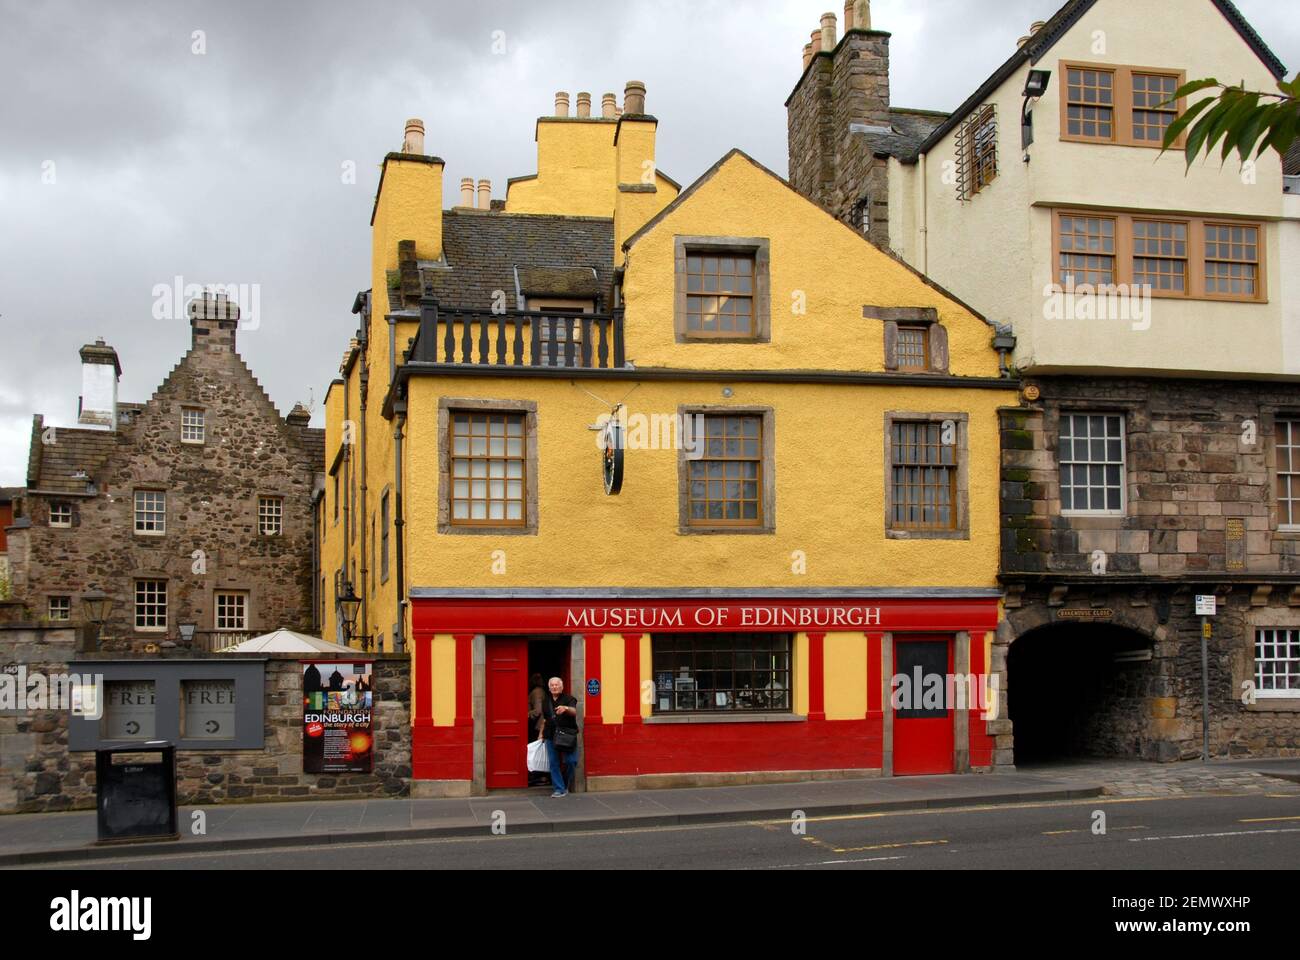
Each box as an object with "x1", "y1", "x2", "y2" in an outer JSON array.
[
  {"x1": 181, "y1": 407, "x2": 205, "y2": 444},
  {"x1": 49, "y1": 502, "x2": 73, "y2": 527}
]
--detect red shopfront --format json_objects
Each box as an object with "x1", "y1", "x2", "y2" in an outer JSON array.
[{"x1": 410, "y1": 592, "x2": 1001, "y2": 794}]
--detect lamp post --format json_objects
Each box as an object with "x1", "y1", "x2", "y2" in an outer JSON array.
[
  {"x1": 338, "y1": 581, "x2": 362, "y2": 649},
  {"x1": 178, "y1": 621, "x2": 197, "y2": 650},
  {"x1": 81, "y1": 588, "x2": 113, "y2": 651}
]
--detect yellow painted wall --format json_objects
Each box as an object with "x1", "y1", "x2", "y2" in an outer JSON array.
[
  {"x1": 622, "y1": 152, "x2": 1002, "y2": 377},
  {"x1": 794, "y1": 634, "x2": 809, "y2": 717},
  {"x1": 600, "y1": 634, "x2": 624, "y2": 726},
  {"x1": 432, "y1": 634, "x2": 457, "y2": 725},
  {"x1": 824, "y1": 632, "x2": 868, "y2": 720},
  {"x1": 904, "y1": 0, "x2": 1289, "y2": 377},
  {"x1": 506, "y1": 119, "x2": 619, "y2": 217}
]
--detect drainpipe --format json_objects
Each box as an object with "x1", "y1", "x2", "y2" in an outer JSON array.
[
  {"x1": 393, "y1": 397, "x2": 407, "y2": 652},
  {"x1": 917, "y1": 152, "x2": 929, "y2": 274},
  {"x1": 359, "y1": 352, "x2": 369, "y2": 650}
]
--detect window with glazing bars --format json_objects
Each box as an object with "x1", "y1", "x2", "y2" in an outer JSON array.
[
  {"x1": 1131, "y1": 73, "x2": 1179, "y2": 142},
  {"x1": 1059, "y1": 413, "x2": 1124, "y2": 513},
  {"x1": 1133, "y1": 220, "x2": 1188, "y2": 293},
  {"x1": 890, "y1": 421, "x2": 957, "y2": 530},
  {"x1": 1058, "y1": 215, "x2": 1116, "y2": 286},
  {"x1": 896, "y1": 326, "x2": 929, "y2": 371},
  {"x1": 48, "y1": 596, "x2": 71, "y2": 621},
  {"x1": 134, "y1": 490, "x2": 166, "y2": 534},
  {"x1": 1065, "y1": 66, "x2": 1114, "y2": 140},
  {"x1": 258, "y1": 496, "x2": 283, "y2": 536},
  {"x1": 181, "y1": 407, "x2": 205, "y2": 443},
  {"x1": 686, "y1": 415, "x2": 762, "y2": 526},
  {"x1": 1205, "y1": 223, "x2": 1259, "y2": 297},
  {"x1": 651, "y1": 634, "x2": 792, "y2": 713},
  {"x1": 450, "y1": 411, "x2": 526, "y2": 524},
  {"x1": 215, "y1": 592, "x2": 247, "y2": 631},
  {"x1": 135, "y1": 579, "x2": 167, "y2": 630},
  {"x1": 1254, "y1": 628, "x2": 1300, "y2": 698},
  {"x1": 1278, "y1": 419, "x2": 1300, "y2": 527},
  {"x1": 684, "y1": 254, "x2": 755, "y2": 337}
]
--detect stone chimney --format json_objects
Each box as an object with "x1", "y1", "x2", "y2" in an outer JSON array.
[
  {"x1": 554, "y1": 91, "x2": 570, "y2": 117},
  {"x1": 601, "y1": 92, "x2": 617, "y2": 118},
  {"x1": 477, "y1": 178, "x2": 491, "y2": 209},
  {"x1": 576, "y1": 92, "x2": 591, "y2": 118},
  {"x1": 787, "y1": 3, "x2": 892, "y2": 242},
  {"x1": 78, "y1": 338, "x2": 121, "y2": 431},
  {"x1": 286, "y1": 402, "x2": 312, "y2": 427},
  {"x1": 403, "y1": 118, "x2": 425, "y2": 155},
  {"x1": 188, "y1": 291, "x2": 240, "y2": 352},
  {"x1": 460, "y1": 177, "x2": 474, "y2": 207}
]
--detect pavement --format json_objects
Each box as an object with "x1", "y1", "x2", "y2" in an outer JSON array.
[{"x1": 3, "y1": 756, "x2": 1297, "y2": 867}]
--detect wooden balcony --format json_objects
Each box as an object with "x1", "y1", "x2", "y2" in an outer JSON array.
[{"x1": 408, "y1": 301, "x2": 625, "y2": 370}]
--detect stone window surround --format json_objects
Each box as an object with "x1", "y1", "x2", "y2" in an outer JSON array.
[
  {"x1": 676, "y1": 404, "x2": 777, "y2": 536},
  {"x1": 1259, "y1": 407, "x2": 1300, "y2": 539},
  {"x1": 673, "y1": 235, "x2": 772, "y2": 344},
  {"x1": 1057, "y1": 410, "x2": 1127, "y2": 519},
  {"x1": 48, "y1": 501, "x2": 73, "y2": 528},
  {"x1": 883, "y1": 411, "x2": 971, "y2": 540},
  {"x1": 865, "y1": 306, "x2": 950, "y2": 375},
  {"x1": 132, "y1": 488, "x2": 167, "y2": 537},
  {"x1": 436, "y1": 397, "x2": 540, "y2": 536},
  {"x1": 1240, "y1": 606, "x2": 1300, "y2": 712},
  {"x1": 1040, "y1": 398, "x2": 1141, "y2": 529}
]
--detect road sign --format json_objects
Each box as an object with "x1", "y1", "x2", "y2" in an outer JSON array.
[{"x1": 1195, "y1": 595, "x2": 1217, "y2": 616}]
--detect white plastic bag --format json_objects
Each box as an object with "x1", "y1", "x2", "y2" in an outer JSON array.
[{"x1": 527, "y1": 738, "x2": 550, "y2": 773}]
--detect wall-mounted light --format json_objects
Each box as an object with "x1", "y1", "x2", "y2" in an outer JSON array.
[
  {"x1": 722, "y1": 387, "x2": 734, "y2": 398},
  {"x1": 1022, "y1": 69, "x2": 1052, "y2": 152}
]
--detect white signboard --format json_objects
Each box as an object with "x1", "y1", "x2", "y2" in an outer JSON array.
[
  {"x1": 102, "y1": 680, "x2": 156, "y2": 740},
  {"x1": 182, "y1": 679, "x2": 236, "y2": 739},
  {"x1": 1195, "y1": 595, "x2": 1217, "y2": 616}
]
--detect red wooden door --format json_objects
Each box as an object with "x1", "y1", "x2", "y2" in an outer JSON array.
[
  {"x1": 892, "y1": 635, "x2": 955, "y2": 776},
  {"x1": 485, "y1": 638, "x2": 529, "y2": 789}
]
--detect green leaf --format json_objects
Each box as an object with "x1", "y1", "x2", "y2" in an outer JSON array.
[
  {"x1": 1172, "y1": 78, "x2": 1221, "y2": 100},
  {"x1": 1161, "y1": 96, "x2": 1214, "y2": 150}
]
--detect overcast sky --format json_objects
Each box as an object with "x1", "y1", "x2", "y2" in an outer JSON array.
[{"x1": 1, "y1": 0, "x2": 1296, "y2": 487}]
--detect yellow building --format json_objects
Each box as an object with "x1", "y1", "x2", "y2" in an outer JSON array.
[{"x1": 321, "y1": 82, "x2": 1018, "y2": 796}]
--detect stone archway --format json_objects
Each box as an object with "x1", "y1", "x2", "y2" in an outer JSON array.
[{"x1": 996, "y1": 605, "x2": 1169, "y2": 766}]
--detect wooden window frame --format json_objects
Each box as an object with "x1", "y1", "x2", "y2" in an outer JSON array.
[
  {"x1": 214, "y1": 591, "x2": 248, "y2": 632},
  {"x1": 674, "y1": 236, "x2": 771, "y2": 344},
  {"x1": 649, "y1": 633, "x2": 794, "y2": 715},
  {"x1": 895, "y1": 325, "x2": 930, "y2": 372},
  {"x1": 134, "y1": 578, "x2": 168, "y2": 633},
  {"x1": 1059, "y1": 61, "x2": 1186, "y2": 148},
  {"x1": 1254, "y1": 627, "x2": 1300, "y2": 700},
  {"x1": 1276, "y1": 417, "x2": 1300, "y2": 531},
  {"x1": 180, "y1": 406, "x2": 206, "y2": 444},
  {"x1": 1057, "y1": 411, "x2": 1127, "y2": 517},
  {"x1": 133, "y1": 489, "x2": 167, "y2": 536},
  {"x1": 48, "y1": 596, "x2": 71, "y2": 621},
  {"x1": 677, "y1": 405, "x2": 776, "y2": 535},
  {"x1": 1052, "y1": 209, "x2": 1268, "y2": 304},
  {"x1": 884, "y1": 412, "x2": 970, "y2": 540},
  {"x1": 49, "y1": 501, "x2": 73, "y2": 528},
  {"x1": 437, "y1": 398, "x2": 539, "y2": 536},
  {"x1": 257, "y1": 496, "x2": 283, "y2": 537}
]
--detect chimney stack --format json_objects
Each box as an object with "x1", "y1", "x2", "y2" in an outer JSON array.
[
  {"x1": 402, "y1": 118, "x2": 425, "y2": 155},
  {"x1": 623, "y1": 80, "x2": 646, "y2": 115},
  {"x1": 78, "y1": 338, "x2": 121, "y2": 431},
  {"x1": 820, "y1": 12, "x2": 837, "y2": 52},
  {"x1": 188, "y1": 291, "x2": 240, "y2": 353},
  {"x1": 576, "y1": 92, "x2": 591, "y2": 117},
  {"x1": 477, "y1": 179, "x2": 491, "y2": 209},
  {"x1": 286, "y1": 403, "x2": 311, "y2": 428},
  {"x1": 601, "y1": 92, "x2": 617, "y2": 118},
  {"x1": 554, "y1": 91, "x2": 570, "y2": 117},
  {"x1": 460, "y1": 177, "x2": 474, "y2": 207}
]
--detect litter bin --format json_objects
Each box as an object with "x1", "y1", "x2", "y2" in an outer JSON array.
[{"x1": 95, "y1": 741, "x2": 179, "y2": 843}]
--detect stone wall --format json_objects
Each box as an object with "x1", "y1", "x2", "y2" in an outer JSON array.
[{"x1": 1, "y1": 628, "x2": 410, "y2": 814}]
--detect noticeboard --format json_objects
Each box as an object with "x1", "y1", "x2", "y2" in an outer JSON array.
[{"x1": 302, "y1": 661, "x2": 374, "y2": 774}]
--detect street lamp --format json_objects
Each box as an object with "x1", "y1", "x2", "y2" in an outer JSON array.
[
  {"x1": 338, "y1": 581, "x2": 361, "y2": 647},
  {"x1": 177, "y1": 621, "x2": 197, "y2": 648},
  {"x1": 1022, "y1": 69, "x2": 1052, "y2": 151},
  {"x1": 81, "y1": 588, "x2": 113, "y2": 651}
]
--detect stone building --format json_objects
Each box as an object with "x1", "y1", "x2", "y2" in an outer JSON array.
[
  {"x1": 8, "y1": 293, "x2": 324, "y2": 651},
  {"x1": 788, "y1": 0, "x2": 1300, "y2": 762}
]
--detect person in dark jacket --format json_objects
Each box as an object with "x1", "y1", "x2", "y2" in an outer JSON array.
[{"x1": 542, "y1": 676, "x2": 579, "y2": 797}]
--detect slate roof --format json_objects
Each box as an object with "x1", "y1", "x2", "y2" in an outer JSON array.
[
  {"x1": 859, "y1": 108, "x2": 950, "y2": 160},
  {"x1": 25, "y1": 417, "x2": 119, "y2": 493},
  {"x1": 912, "y1": 0, "x2": 1288, "y2": 160},
  {"x1": 409, "y1": 209, "x2": 615, "y2": 312}
]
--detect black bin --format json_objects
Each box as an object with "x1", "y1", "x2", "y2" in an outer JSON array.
[{"x1": 95, "y1": 741, "x2": 179, "y2": 843}]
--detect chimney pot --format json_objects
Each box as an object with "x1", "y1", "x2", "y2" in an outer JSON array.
[
  {"x1": 1030, "y1": 20, "x2": 1046, "y2": 33},
  {"x1": 802, "y1": 42, "x2": 813, "y2": 70},
  {"x1": 601, "y1": 92, "x2": 617, "y2": 118},
  {"x1": 843, "y1": 0, "x2": 854, "y2": 31},
  {"x1": 810, "y1": 29, "x2": 822, "y2": 55},
  {"x1": 855, "y1": 0, "x2": 871, "y2": 30},
  {"x1": 623, "y1": 80, "x2": 646, "y2": 115},
  {"x1": 1017, "y1": 35, "x2": 1031, "y2": 48},
  {"x1": 576, "y1": 92, "x2": 591, "y2": 118},
  {"x1": 403, "y1": 118, "x2": 425, "y2": 155},
  {"x1": 477, "y1": 178, "x2": 491, "y2": 209},
  {"x1": 459, "y1": 177, "x2": 474, "y2": 207},
  {"x1": 554, "y1": 91, "x2": 570, "y2": 117},
  {"x1": 820, "y1": 12, "x2": 837, "y2": 51}
]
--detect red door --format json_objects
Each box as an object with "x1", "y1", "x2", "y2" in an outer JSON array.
[
  {"x1": 486, "y1": 638, "x2": 529, "y2": 789},
  {"x1": 892, "y1": 635, "x2": 955, "y2": 776}
]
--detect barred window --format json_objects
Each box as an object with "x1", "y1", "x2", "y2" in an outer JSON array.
[
  {"x1": 890, "y1": 421, "x2": 958, "y2": 530},
  {"x1": 135, "y1": 579, "x2": 167, "y2": 631},
  {"x1": 215, "y1": 592, "x2": 247, "y2": 631},
  {"x1": 896, "y1": 325, "x2": 929, "y2": 371},
  {"x1": 1059, "y1": 413, "x2": 1124, "y2": 513},
  {"x1": 1133, "y1": 220, "x2": 1187, "y2": 293},
  {"x1": 181, "y1": 407, "x2": 205, "y2": 443},
  {"x1": 956, "y1": 104, "x2": 998, "y2": 201},
  {"x1": 686, "y1": 415, "x2": 762, "y2": 526},
  {"x1": 1254, "y1": 628, "x2": 1300, "y2": 698},
  {"x1": 49, "y1": 502, "x2": 72, "y2": 527},
  {"x1": 1065, "y1": 66, "x2": 1115, "y2": 140},
  {"x1": 1277, "y1": 418, "x2": 1300, "y2": 527},
  {"x1": 48, "y1": 596, "x2": 71, "y2": 621},
  {"x1": 1204, "y1": 223, "x2": 1259, "y2": 298},
  {"x1": 450, "y1": 411, "x2": 526, "y2": 525},
  {"x1": 134, "y1": 490, "x2": 166, "y2": 534},
  {"x1": 684, "y1": 253, "x2": 754, "y2": 337},
  {"x1": 1058, "y1": 215, "x2": 1116, "y2": 286},
  {"x1": 651, "y1": 634, "x2": 792, "y2": 713},
  {"x1": 258, "y1": 496, "x2": 283, "y2": 536}
]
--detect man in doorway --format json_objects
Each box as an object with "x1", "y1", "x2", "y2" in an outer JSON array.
[{"x1": 542, "y1": 676, "x2": 579, "y2": 798}]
